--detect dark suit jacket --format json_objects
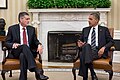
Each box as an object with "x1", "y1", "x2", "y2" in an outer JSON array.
[
  {"x1": 5, "y1": 24, "x2": 41, "y2": 58},
  {"x1": 80, "y1": 25, "x2": 114, "y2": 55}
]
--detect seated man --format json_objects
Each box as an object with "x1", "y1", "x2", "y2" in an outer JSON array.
[
  {"x1": 5, "y1": 12, "x2": 49, "y2": 80},
  {"x1": 77, "y1": 12, "x2": 114, "y2": 80}
]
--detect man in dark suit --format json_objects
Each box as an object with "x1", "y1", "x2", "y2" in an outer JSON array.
[
  {"x1": 5, "y1": 12, "x2": 49, "y2": 80},
  {"x1": 77, "y1": 12, "x2": 114, "y2": 80}
]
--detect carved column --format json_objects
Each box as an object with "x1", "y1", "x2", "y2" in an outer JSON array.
[
  {"x1": 31, "y1": 12, "x2": 40, "y2": 38},
  {"x1": 99, "y1": 12, "x2": 108, "y2": 26}
]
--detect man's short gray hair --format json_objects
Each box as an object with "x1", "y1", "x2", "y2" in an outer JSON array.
[{"x1": 18, "y1": 12, "x2": 29, "y2": 22}]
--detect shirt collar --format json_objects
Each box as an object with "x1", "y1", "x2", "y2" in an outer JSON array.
[
  {"x1": 19, "y1": 24, "x2": 27, "y2": 30},
  {"x1": 92, "y1": 25, "x2": 98, "y2": 30}
]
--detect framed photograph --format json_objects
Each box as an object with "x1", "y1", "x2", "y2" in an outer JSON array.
[{"x1": 0, "y1": 0, "x2": 7, "y2": 9}]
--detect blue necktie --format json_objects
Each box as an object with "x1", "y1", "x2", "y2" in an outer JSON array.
[{"x1": 91, "y1": 28, "x2": 96, "y2": 50}]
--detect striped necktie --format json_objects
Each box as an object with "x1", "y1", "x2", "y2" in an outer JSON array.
[{"x1": 91, "y1": 28, "x2": 96, "y2": 50}]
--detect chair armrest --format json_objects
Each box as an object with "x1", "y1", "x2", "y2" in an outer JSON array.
[
  {"x1": 36, "y1": 53, "x2": 42, "y2": 64},
  {"x1": 2, "y1": 47, "x2": 7, "y2": 64},
  {"x1": 110, "y1": 46, "x2": 115, "y2": 51},
  {"x1": 108, "y1": 46, "x2": 115, "y2": 63},
  {"x1": 2, "y1": 46, "x2": 7, "y2": 51},
  {"x1": 38, "y1": 54, "x2": 42, "y2": 63}
]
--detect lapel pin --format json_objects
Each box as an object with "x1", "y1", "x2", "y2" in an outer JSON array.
[{"x1": 100, "y1": 29, "x2": 102, "y2": 31}]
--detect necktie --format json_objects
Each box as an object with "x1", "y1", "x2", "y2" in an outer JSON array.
[
  {"x1": 91, "y1": 28, "x2": 96, "y2": 50},
  {"x1": 23, "y1": 28, "x2": 27, "y2": 45}
]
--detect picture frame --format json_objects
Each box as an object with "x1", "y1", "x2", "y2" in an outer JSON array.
[{"x1": 0, "y1": 0, "x2": 7, "y2": 9}]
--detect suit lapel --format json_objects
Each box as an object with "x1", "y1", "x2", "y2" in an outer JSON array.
[
  {"x1": 15, "y1": 24, "x2": 20, "y2": 43},
  {"x1": 26, "y1": 26, "x2": 31, "y2": 44},
  {"x1": 86, "y1": 27, "x2": 91, "y2": 41},
  {"x1": 98, "y1": 26, "x2": 102, "y2": 46}
]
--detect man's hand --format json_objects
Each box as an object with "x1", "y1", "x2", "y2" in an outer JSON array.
[
  {"x1": 37, "y1": 44, "x2": 43, "y2": 54},
  {"x1": 77, "y1": 40, "x2": 85, "y2": 47},
  {"x1": 12, "y1": 43, "x2": 20, "y2": 49},
  {"x1": 98, "y1": 46, "x2": 105, "y2": 58}
]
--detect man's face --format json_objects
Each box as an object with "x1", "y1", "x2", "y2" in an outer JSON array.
[
  {"x1": 20, "y1": 15, "x2": 30, "y2": 27},
  {"x1": 88, "y1": 15, "x2": 98, "y2": 27}
]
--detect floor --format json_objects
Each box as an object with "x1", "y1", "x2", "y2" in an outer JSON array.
[
  {"x1": 0, "y1": 70, "x2": 120, "y2": 80},
  {"x1": 43, "y1": 61, "x2": 120, "y2": 72},
  {"x1": 0, "y1": 61, "x2": 120, "y2": 80}
]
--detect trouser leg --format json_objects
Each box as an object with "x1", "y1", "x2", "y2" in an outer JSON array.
[
  {"x1": 12, "y1": 45, "x2": 49, "y2": 80},
  {"x1": 78, "y1": 44, "x2": 92, "y2": 78},
  {"x1": 79, "y1": 58, "x2": 88, "y2": 78},
  {"x1": 13, "y1": 44, "x2": 37, "y2": 70},
  {"x1": 88, "y1": 63, "x2": 96, "y2": 76},
  {"x1": 22, "y1": 45, "x2": 36, "y2": 69},
  {"x1": 19, "y1": 53, "x2": 27, "y2": 80},
  {"x1": 38, "y1": 69, "x2": 44, "y2": 75}
]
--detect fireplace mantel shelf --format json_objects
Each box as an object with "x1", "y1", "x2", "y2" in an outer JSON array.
[{"x1": 28, "y1": 8, "x2": 111, "y2": 13}]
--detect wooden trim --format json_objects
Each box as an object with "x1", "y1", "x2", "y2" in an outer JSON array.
[
  {"x1": 0, "y1": 0, "x2": 7, "y2": 9},
  {"x1": 0, "y1": 36, "x2": 6, "y2": 41}
]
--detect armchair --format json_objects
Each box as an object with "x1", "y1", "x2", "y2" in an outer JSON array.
[
  {"x1": 72, "y1": 28, "x2": 115, "y2": 80},
  {"x1": 0, "y1": 35, "x2": 43, "y2": 80}
]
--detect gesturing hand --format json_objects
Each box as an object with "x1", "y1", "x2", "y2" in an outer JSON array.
[
  {"x1": 37, "y1": 44, "x2": 43, "y2": 54},
  {"x1": 77, "y1": 40, "x2": 85, "y2": 47}
]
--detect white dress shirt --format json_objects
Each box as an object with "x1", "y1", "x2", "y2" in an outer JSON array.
[
  {"x1": 87, "y1": 25, "x2": 98, "y2": 46},
  {"x1": 19, "y1": 24, "x2": 28, "y2": 45}
]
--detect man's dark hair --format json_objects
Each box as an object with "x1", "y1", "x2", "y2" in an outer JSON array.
[
  {"x1": 18, "y1": 12, "x2": 29, "y2": 22},
  {"x1": 90, "y1": 12, "x2": 100, "y2": 21}
]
